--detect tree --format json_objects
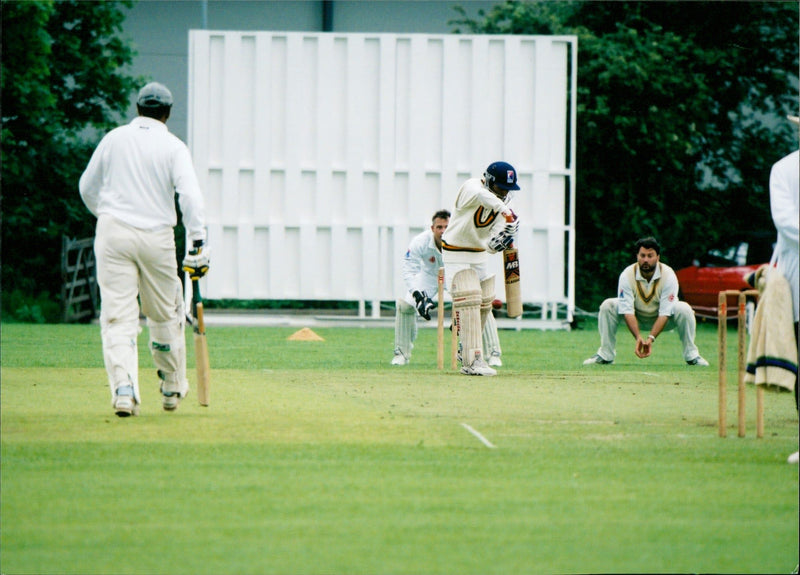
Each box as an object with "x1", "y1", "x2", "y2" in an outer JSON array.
[
  {"x1": 451, "y1": 1, "x2": 799, "y2": 309},
  {"x1": 1, "y1": 0, "x2": 140, "y2": 321}
]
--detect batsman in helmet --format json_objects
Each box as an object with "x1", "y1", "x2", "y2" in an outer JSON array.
[
  {"x1": 441, "y1": 161, "x2": 520, "y2": 376},
  {"x1": 79, "y1": 82, "x2": 209, "y2": 416},
  {"x1": 391, "y1": 209, "x2": 503, "y2": 367}
]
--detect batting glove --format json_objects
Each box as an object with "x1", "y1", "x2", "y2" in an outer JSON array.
[
  {"x1": 182, "y1": 241, "x2": 210, "y2": 280},
  {"x1": 412, "y1": 290, "x2": 435, "y2": 321},
  {"x1": 503, "y1": 213, "x2": 519, "y2": 236},
  {"x1": 488, "y1": 231, "x2": 514, "y2": 253}
]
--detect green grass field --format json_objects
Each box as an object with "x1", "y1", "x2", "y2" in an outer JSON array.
[{"x1": 1, "y1": 320, "x2": 797, "y2": 575}]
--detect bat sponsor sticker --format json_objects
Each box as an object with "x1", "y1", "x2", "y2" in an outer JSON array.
[{"x1": 504, "y1": 251, "x2": 520, "y2": 282}]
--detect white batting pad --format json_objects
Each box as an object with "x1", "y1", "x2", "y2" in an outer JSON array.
[
  {"x1": 394, "y1": 298, "x2": 417, "y2": 359},
  {"x1": 482, "y1": 313, "x2": 501, "y2": 356},
  {"x1": 480, "y1": 274, "x2": 496, "y2": 330},
  {"x1": 148, "y1": 316, "x2": 188, "y2": 387},
  {"x1": 451, "y1": 269, "x2": 483, "y2": 367}
]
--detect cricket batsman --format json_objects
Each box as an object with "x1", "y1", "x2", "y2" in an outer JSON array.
[
  {"x1": 441, "y1": 161, "x2": 520, "y2": 376},
  {"x1": 391, "y1": 209, "x2": 503, "y2": 366},
  {"x1": 79, "y1": 82, "x2": 209, "y2": 416}
]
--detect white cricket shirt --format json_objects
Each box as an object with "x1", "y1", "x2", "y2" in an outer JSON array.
[
  {"x1": 441, "y1": 178, "x2": 509, "y2": 264},
  {"x1": 617, "y1": 262, "x2": 679, "y2": 318},
  {"x1": 402, "y1": 229, "x2": 443, "y2": 296},
  {"x1": 79, "y1": 116, "x2": 206, "y2": 241}
]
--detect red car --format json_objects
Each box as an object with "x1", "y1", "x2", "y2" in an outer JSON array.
[{"x1": 675, "y1": 233, "x2": 774, "y2": 319}]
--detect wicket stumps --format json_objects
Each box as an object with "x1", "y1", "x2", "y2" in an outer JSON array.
[
  {"x1": 717, "y1": 289, "x2": 763, "y2": 438},
  {"x1": 436, "y1": 267, "x2": 459, "y2": 371},
  {"x1": 437, "y1": 267, "x2": 445, "y2": 370}
]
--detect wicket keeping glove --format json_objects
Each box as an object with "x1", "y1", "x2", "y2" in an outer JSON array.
[
  {"x1": 412, "y1": 290, "x2": 435, "y2": 321},
  {"x1": 182, "y1": 241, "x2": 210, "y2": 280}
]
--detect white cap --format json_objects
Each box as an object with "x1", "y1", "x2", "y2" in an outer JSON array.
[
  {"x1": 787, "y1": 115, "x2": 799, "y2": 126},
  {"x1": 137, "y1": 82, "x2": 173, "y2": 108}
]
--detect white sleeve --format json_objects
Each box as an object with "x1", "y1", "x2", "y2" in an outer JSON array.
[
  {"x1": 658, "y1": 269, "x2": 679, "y2": 316},
  {"x1": 616, "y1": 271, "x2": 635, "y2": 315},
  {"x1": 401, "y1": 235, "x2": 426, "y2": 294},
  {"x1": 173, "y1": 145, "x2": 206, "y2": 242},
  {"x1": 489, "y1": 202, "x2": 512, "y2": 237},
  {"x1": 455, "y1": 179, "x2": 507, "y2": 214},
  {"x1": 477, "y1": 187, "x2": 509, "y2": 215},
  {"x1": 78, "y1": 138, "x2": 106, "y2": 217},
  {"x1": 770, "y1": 156, "x2": 800, "y2": 247}
]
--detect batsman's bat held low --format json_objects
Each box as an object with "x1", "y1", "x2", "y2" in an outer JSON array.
[
  {"x1": 192, "y1": 279, "x2": 210, "y2": 406},
  {"x1": 503, "y1": 247, "x2": 522, "y2": 318}
]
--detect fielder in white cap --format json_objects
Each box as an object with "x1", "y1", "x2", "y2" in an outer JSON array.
[{"x1": 79, "y1": 81, "x2": 209, "y2": 417}]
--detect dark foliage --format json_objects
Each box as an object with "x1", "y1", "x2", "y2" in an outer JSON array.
[
  {"x1": 452, "y1": 1, "x2": 799, "y2": 308},
  {"x1": 1, "y1": 0, "x2": 140, "y2": 321}
]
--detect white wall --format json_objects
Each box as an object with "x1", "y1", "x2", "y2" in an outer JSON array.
[{"x1": 188, "y1": 31, "x2": 576, "y2": 326}]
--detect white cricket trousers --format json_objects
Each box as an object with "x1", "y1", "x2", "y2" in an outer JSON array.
[
  {"x1": 594, "y1": 298, "x2": 701, "y2": 362},
  {"x1": 94, "y1": 215, "x2": 187, "y2": 404}
]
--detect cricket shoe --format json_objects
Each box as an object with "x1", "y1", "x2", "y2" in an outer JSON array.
[
  {"x1": 788, "y1": 451, "x2": 799, "y2": 464},
  {"x1": 159, "y1": 371, "x2": 188, "y2": 411},
  {"x1": 113, "y1": 385, "x2": 138, "y2": 417},
  {"x1": 461, "y1": 357, "x2": 497, "y2": 376},
  {"x1": 391, "y1": 350, "x2": 409, "y2": 366},
  {"x1": 487, "y1": 352, "x2": 502, "y2": 367},
  {"x1": 583, "y1": 354, "x2": 613, "y2": 365},
  {"x1": 686, "y1": 356, "x2": 709, "y2": 366}
]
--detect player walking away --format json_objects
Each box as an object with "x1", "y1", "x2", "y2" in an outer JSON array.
[
  {"x1": 79, "y1": 82, "x2": 210, "y2": 417},
  {"x1": 441, "y1": 161, "x2": 520, "y2": 376},
  {"x1": 392, "y1": 210, "x2": 503, "y2": 366},
  {"x1": 583, "y1": 236, "x2": 709, "y2": 367},
  {"x1": 768, "y1": 115, "x2": 799, "y2": 464}
]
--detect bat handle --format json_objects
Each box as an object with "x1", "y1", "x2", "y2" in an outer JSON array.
[
  {"x1": 191, "y1": 279, "x2": 202, "y2": 314},
  {"x1": 191, "y1": 278, "x2": 203, "y2": 303},
  {"x1": 191, "y1": 279, "x2": 206, "y2": 334}
]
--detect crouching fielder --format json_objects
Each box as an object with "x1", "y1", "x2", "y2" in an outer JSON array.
[
  {"x1": 79, "y1": 82, "x2": 210, "y2": 417},
  {"x1": 392, "y1": 210, "x2": 502, "y2": 366},
  {"x1": 442, "y1": 161, "x2": 520, "y2": 376},
  {"x1": 582, "y1": 236, "x2": 708, "y2": 366}
]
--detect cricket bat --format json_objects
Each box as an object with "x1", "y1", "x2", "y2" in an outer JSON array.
[
  {"x1": 503, "y1": 247, "x2": 522, "y2": 318},
  {"x1": 192, "y1": 279, "x2": 210, "y2": 406}
]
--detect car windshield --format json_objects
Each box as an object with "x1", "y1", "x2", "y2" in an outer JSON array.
[
  {"x1": 702, "y1": 236, "x2": 775, "y2": 267},
  {"x1": 707, "y1": 243, "x2": 748, "y2": 266}
]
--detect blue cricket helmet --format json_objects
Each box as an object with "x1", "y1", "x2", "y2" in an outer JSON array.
[{"x1": 484, "y1": 161, "x2": 520, "y2": 191}]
